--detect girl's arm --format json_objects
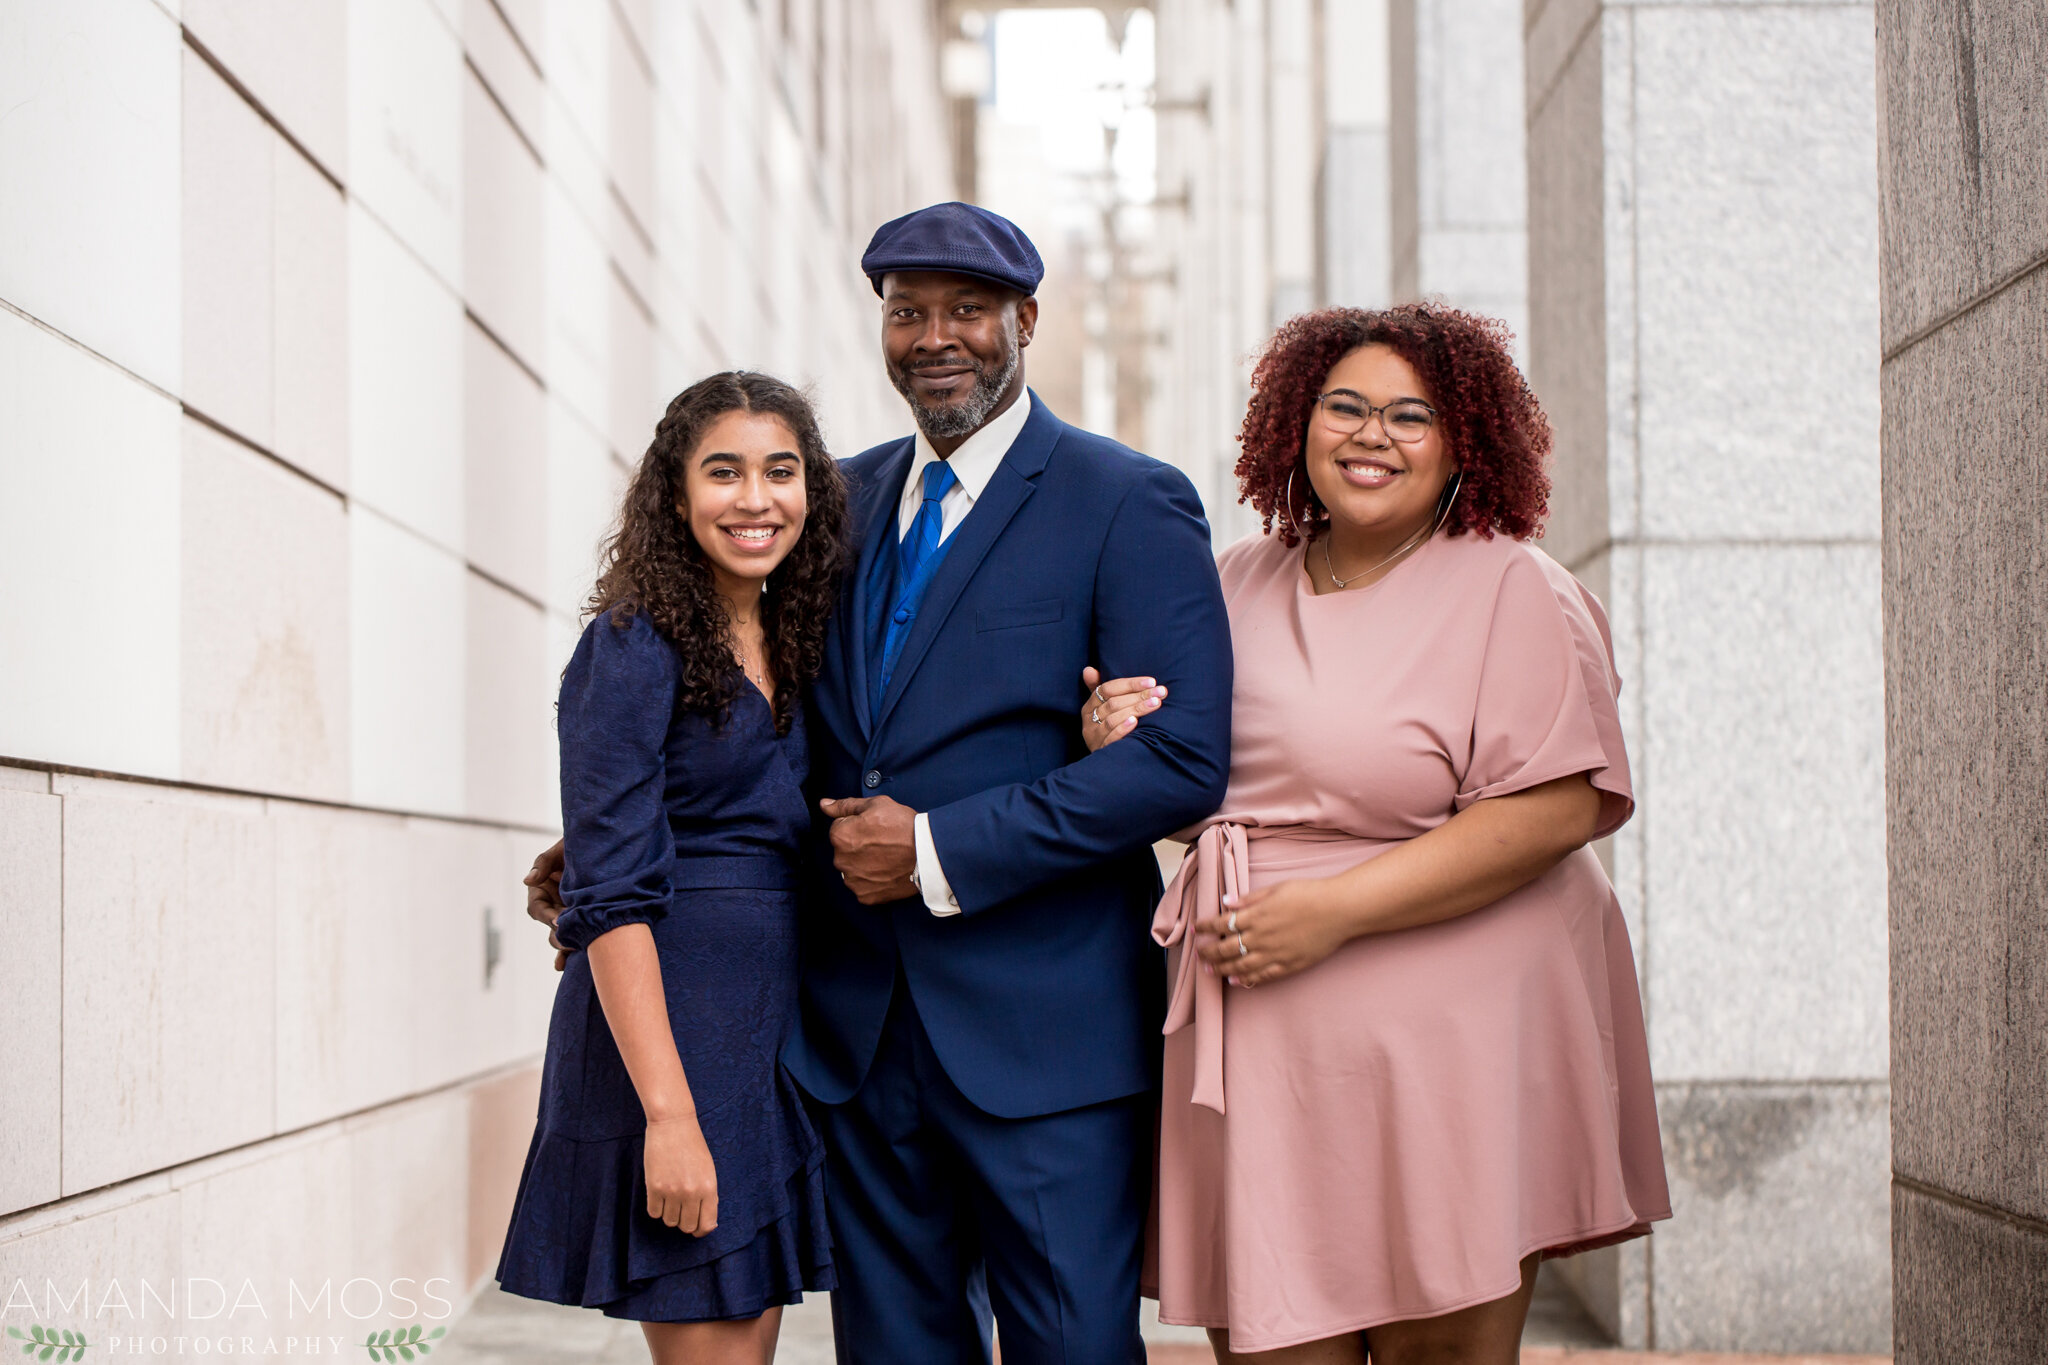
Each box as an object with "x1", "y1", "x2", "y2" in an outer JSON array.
[
  {"x1": 586, "y1": 924, "x2": 720, "y2": 1236},
  {"x1": 552, "y1": 614, "x2": 719, "y2": 1236}
]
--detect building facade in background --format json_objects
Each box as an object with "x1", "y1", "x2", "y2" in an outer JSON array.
[
  {"x1": 1149, "y1": 0, "x2": 1384, "y2": 544},
  {"x1": 0, "y1": 0, "x2": 951, "y2": 1319},
  {"x1": 1389, "y1": 0, "x2": 1525, "y2": 358}
]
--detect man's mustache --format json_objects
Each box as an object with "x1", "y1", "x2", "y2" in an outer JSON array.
[{"x1": 899, "y1": 356, "x2": 987, "y2": 376}]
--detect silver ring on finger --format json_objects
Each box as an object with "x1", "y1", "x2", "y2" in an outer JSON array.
[
  {"x1": 1236, "y1": 932, "x2": 1249, "y2": 957},
  {"x1": 1091, "y1": 708, "x2": 1102, "y2": 724},
  {"x1": 1227, "y1": 910, "x2": 1239, "y2": 933},
  {"x1": 1095, "y1": 685, "x2": 1106, "y2": 704}
]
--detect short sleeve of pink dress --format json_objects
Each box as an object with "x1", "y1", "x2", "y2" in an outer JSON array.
[{"x1": 1147, "y1": 530, "x2": 1671, "y2": 1351}]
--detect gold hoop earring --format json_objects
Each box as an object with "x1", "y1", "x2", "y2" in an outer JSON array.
[{"x1": 1284, "y1": 465, "x2": 1319, "y2": 535}]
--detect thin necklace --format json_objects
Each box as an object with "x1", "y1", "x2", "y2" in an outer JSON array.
[
  {"x1": 739, "y1": 647, "x2": 771, "y2": 696},
  {"x1": 1318, "y1": 473, "x2": 1462, "y2": 591},
  {"x1": 1320, "y1": 520, "x2": 1432, "y2": 590}
]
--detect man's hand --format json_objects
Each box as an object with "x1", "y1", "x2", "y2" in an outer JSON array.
[
  {"x1": 524, "y1": 839, "x2": 571, "y2": 971},
  {"x1": 820, "y1": 795, "x2": 920, "y2": 905}
]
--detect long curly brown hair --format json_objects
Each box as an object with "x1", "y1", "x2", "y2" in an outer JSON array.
[
  {"x1": 588, "y1": 371, "x2": 849, "y2": 734},
  {"x1": 1236, "y1": 303, "x2": 1552, "y2": 546}
]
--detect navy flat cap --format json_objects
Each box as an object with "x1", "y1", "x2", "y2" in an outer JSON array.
[{"x1": 862, "y1": 202, "x2": 1044, "y2": 297}]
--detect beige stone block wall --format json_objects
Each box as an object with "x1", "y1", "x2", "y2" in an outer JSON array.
[{"x1": 0, "y1": 0, "x2": 955, "y2": 1323}]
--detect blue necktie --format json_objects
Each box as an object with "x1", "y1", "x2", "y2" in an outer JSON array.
[{"x1": 874, "y1": 460, "x2": 959, "y2": 711}]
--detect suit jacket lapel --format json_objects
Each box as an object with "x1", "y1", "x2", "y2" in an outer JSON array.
[
  {"x1": 841, "y1": 438, "x2": 915, "y2": 743},
  {"x1": 872, "y1": 396, "x2": 1062, "y2": 736}
]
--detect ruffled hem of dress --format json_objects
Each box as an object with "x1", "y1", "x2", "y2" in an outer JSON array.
[
  {"x1": 1150, "y1": 1211, "x2": 1665, "y2": 1352},
  {"x1": 495, "y1": 1117, "x2": 832, "y2": 1314},
  {"x1": 594, "y1": 1176, "x2": 837, "y2": 1323}
]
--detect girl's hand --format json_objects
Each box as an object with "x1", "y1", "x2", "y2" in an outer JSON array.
[
  {"x1": 1079, "y1": 667, "x2": 1167, "y2": 752},
  {"x1": 1193, "y1": 877, "x2": 1352, "y2": 988},
  {"x1": 644, "y1": 1114, "x2": 719, "y2": 1236}
]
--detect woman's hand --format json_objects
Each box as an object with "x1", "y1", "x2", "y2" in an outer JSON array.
[
  {"x1": 644, "y1": 1113, "x2": 719, "y2": 1237},
  {"x1": 1079, "y1": 667, "x2": 1167, "y2": 752},
  {"x1": 1194, "y1": 877, "x2": 1354, "y2": 988}
]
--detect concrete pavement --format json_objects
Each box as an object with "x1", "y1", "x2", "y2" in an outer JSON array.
[{"x1": 428, "y1": 1261, "x2": 1887, "y2": 1363}]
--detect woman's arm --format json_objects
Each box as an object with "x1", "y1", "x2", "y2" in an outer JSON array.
[
  {"x1": 550, "y1": 615, "x2": 719, "y2": 1235},
  {"x1": 585, "y1": 924, "x2": 720, "y2": 1236},
  {"x1": 1193, "y1": 773, "x2": 1605, "y2": 986}
]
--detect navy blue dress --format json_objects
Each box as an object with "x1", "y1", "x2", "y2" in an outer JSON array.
[{"x1": 496, "y1": 610, "x2": 834, "y2": 1321}]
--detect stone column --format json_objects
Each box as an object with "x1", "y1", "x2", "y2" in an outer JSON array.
[
  {"x1": 1523, "y1": 0, "x2": 1890, "y2": 1350},
  {"x1": 1266, "y1": 0, "x2": 1318, "y2": 324},
  {"x1": 1879, "y1": 4, "x2": 2048, "y2": 1360},
  {"x1": 1389, "y1": 0, "x2": 1526, "y2": 349},
  {"x1": 1318, "y1": 0, "x2": 1390, "y2": 310}
]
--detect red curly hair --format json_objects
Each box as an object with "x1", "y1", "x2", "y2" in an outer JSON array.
[{"x1": 1236, "y1": 303, "x2": 1552, "y2": 547}]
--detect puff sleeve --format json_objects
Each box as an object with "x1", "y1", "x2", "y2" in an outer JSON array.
[
  {"x1": 1455, "y1": 549, "x2": 1634, "y2": 839},
  {"x1": 552, "y1": 611, "x2": 678, "y2": 952}
]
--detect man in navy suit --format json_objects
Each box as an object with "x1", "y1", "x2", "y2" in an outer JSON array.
[
  {"x1": 794, "y1": 203, "x2": 1232, "y2": 1364},
  {"x1": 530, "y1": 203, "x2": 1231, "y2": 1362}
]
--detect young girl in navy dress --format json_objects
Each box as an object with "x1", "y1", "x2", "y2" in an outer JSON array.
[{"x1": 497, "y1": 372, "x2": 848, "y2": 1364}]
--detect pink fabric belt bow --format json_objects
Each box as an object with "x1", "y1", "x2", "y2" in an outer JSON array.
[{"x1": 1151, "y1": 821, "x2": 1249, "y2": 1115}]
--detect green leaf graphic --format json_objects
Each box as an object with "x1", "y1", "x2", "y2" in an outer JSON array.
[
  {"x1": 398, "y1": 1348, "x2": 415, "y2": 1361},
  {"x1": 427, "y1": 1328, "x2": 445, "y2": 1340},
  {"x1": 6, "y1": 1328, "x2": 21, "y2": 1339},
  {"x1": 38, "y1": 1346, "x2": 54, "y2": 1362},
  {"x1": 415, "y1": 1346, "x2": 431, "y2": 1356},
  {"x1": 407, "y1": 1325, "x2": 423, "y2": 1343},
  {"x1": 27, "y1": 1331, "x2": 43, "y2": 1345}
]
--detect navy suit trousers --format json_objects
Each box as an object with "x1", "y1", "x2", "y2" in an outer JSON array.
[{"x1": 808, "y1": 985, "x2": 1150, "y2": 1365}]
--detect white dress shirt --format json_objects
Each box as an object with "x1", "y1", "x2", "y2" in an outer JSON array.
[{"x1": 900, "y1": 391, "x2": 1034, "y2": 916}]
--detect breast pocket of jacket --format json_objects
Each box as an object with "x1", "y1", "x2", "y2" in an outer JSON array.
[{"x1": 975, "y1": 597, "x2": 1065, "y2": 633}]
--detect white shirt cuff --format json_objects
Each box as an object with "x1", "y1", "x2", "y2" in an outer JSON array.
[{"x1": 913, "y1": 812, "x2": 962, "y2": 916}]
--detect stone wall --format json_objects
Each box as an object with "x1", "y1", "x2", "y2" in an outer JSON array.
[
  {"x1": 1320, "y1": 0, "x2": 1391, "y2": 311},
  {"x1": 1878, "y1": 2, "x2": 2048, "y2": 1359},
  {"x1": 0, "y1": 0, "x2": 952, "y2": 1330},
  {"x1": 1389, "y1": 0, "x2": 1527, "y2": 354},
  {"x1": 1522, "y1": 0, "x2": 1891, "y2": 1349}
]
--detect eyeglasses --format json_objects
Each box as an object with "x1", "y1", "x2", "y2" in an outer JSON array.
[{"x1": 1313, "y1": 392, "x2": 1437, "y2": 445}]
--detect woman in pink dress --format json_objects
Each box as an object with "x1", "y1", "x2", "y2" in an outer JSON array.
[{"x1": 1083, "y1": 303, "x2": 1670, "y2": 1363}]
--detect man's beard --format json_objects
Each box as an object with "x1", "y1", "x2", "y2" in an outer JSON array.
[{"x1": 889, "y1": 339, "x2": 1021, "y2": 440}]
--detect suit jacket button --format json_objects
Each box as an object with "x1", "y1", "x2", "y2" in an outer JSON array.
[{"x1": 864, "y1": 770, "x2": 881, "y2": 789}]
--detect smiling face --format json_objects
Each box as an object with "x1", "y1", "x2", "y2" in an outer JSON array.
[
  {"x1": 881, "y1": 270, "x2": 1037, "y2": 443},
  {"x1": 675, "y1": 409, "x2": 808, "y2": 598},
  {"x1": 1303, "y1": 343, "x2": 1456, "y2": 544}
]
